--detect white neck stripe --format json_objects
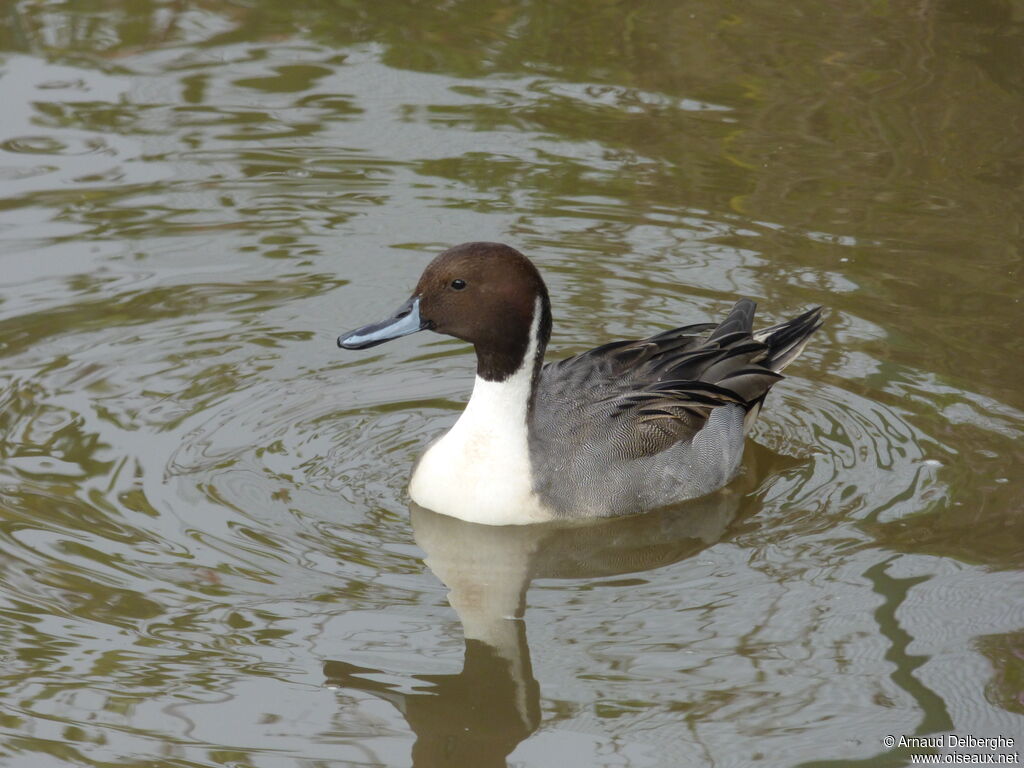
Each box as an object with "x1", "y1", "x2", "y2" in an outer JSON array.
[{"x1": 408, "y1": 296, "x2": 550, "y2": 524}]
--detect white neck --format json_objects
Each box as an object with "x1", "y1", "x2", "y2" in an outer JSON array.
[{"x1": 409, "y1": 297, "x2": 551, "y2": 525}]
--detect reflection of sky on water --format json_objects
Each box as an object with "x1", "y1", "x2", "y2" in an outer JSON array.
[{"x1": 0, "y1": 1, "x2": 1022, "y2": 765}]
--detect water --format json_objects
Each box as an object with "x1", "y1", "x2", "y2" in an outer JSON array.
[{"x1": 0, "y1": 1, "x2": 1022, "y2": 766}]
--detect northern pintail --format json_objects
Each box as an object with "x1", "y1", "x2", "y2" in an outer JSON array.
[{"x1": 338, "y1": 242, "x2": 822, "y2": 526}]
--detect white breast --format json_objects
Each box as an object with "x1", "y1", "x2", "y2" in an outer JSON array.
[{"x1": 408, "y1": 299, "x2": 553, "y2": 525}]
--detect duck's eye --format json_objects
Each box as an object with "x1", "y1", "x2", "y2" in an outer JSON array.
[{"x1": 450, "y1": 279, "x2": 467, "y2": 290}]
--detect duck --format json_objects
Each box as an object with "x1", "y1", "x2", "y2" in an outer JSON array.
[{"x1": 338, "y1": 242, "x2": 822, "y2": 526}]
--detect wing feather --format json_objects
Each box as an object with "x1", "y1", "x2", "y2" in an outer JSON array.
[{"x1": 533, "y1": 300, "x2": 822, "y2": 461}]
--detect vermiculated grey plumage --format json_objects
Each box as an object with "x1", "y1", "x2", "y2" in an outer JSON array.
[{"x1": 529, "y1": 300, "x2": 823, "y2": 517}]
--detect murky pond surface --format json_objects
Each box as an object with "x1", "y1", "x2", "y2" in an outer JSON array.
[{"x1": 1, "y1": 2, "x2": 1022, "y2": 766}]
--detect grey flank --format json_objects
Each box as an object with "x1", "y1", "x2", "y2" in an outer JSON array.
[{"x1": 528, "y1": 300, "x2": 823, "y2": 517}]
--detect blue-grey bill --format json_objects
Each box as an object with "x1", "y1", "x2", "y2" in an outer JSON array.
[{"x1": 338, "y1": 296, "x2": 426, "y2": 349}]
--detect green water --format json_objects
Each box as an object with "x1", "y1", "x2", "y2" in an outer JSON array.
[{"x1": 0, "y1": 1, "x2": 1021, "y2": 766}]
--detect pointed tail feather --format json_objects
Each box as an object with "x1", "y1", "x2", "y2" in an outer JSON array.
[
  {"x1": 753, "y1": 306, "x2": 824, "y2": 373},
  {"x1": 706, "y1": 298, "x2": 757, "y2": 343}
]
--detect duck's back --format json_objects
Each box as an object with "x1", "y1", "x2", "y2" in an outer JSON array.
[{"x1": 528, "y1": 300, "x2": 822, "y2": 517}]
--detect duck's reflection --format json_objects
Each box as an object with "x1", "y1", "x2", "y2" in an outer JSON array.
[
  {"x1": 324, "y1": 454, "x2": 773, "y2": 766},
  {"x1": 323, "y1": 627, "x2": 537, "y2": 768}
]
